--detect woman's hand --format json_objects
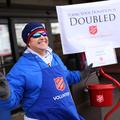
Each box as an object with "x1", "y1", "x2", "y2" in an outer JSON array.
[
  {"x1": 0, "y1": 73, "x2": 10, "y2": 100},
  {"x1": 80, "y1": 63, "x2": 93, "y2": 81}
]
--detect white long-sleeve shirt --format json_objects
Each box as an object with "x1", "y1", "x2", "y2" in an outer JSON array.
[{"x1": 25, "y1": 47, "x2": 53, "y2": 66}]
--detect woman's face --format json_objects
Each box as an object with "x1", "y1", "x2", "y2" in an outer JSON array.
[{"x1": 28, "y1": 30, "x2": 49, "y2": 55}]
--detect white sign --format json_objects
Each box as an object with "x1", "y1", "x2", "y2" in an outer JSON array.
[
  {"x1": 56, "y1": 1, "x2": 120, "y2": 54},
  {"x1": 85, "y1": 44, "x2": 117, "y2": 67}
]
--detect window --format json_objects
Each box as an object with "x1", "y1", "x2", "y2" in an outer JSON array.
[{"x1": 0, "y1": 24, "x2": 13, "y2": 74}]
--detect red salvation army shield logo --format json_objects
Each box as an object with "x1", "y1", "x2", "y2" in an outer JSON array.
[
  {"x1": 54, "y1": 77, "x2": 65, "y2": 91},
  {"x1": 89, "y1": 25, "x2": 97, "y2": 35},
  {"x1": 96, "y1": 95, "x2": 104, "y2": 103}
]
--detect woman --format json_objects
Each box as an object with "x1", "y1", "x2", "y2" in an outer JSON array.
[{"x1": 0, "y1": 22, "x2": 92, "y2": 120}]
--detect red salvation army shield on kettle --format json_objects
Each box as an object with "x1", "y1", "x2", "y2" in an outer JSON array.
[{"x1": 54, "y1": 77, "x2": 65, "y2": 91}]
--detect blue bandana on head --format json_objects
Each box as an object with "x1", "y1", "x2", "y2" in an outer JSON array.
[{"x1": 22, "y1": 22, "x2": 46, "y2": 44}]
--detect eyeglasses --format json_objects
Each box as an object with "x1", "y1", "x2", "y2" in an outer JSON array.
[{"x1": 32, "y1": 32, "x2": 47, "y2": 38}]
